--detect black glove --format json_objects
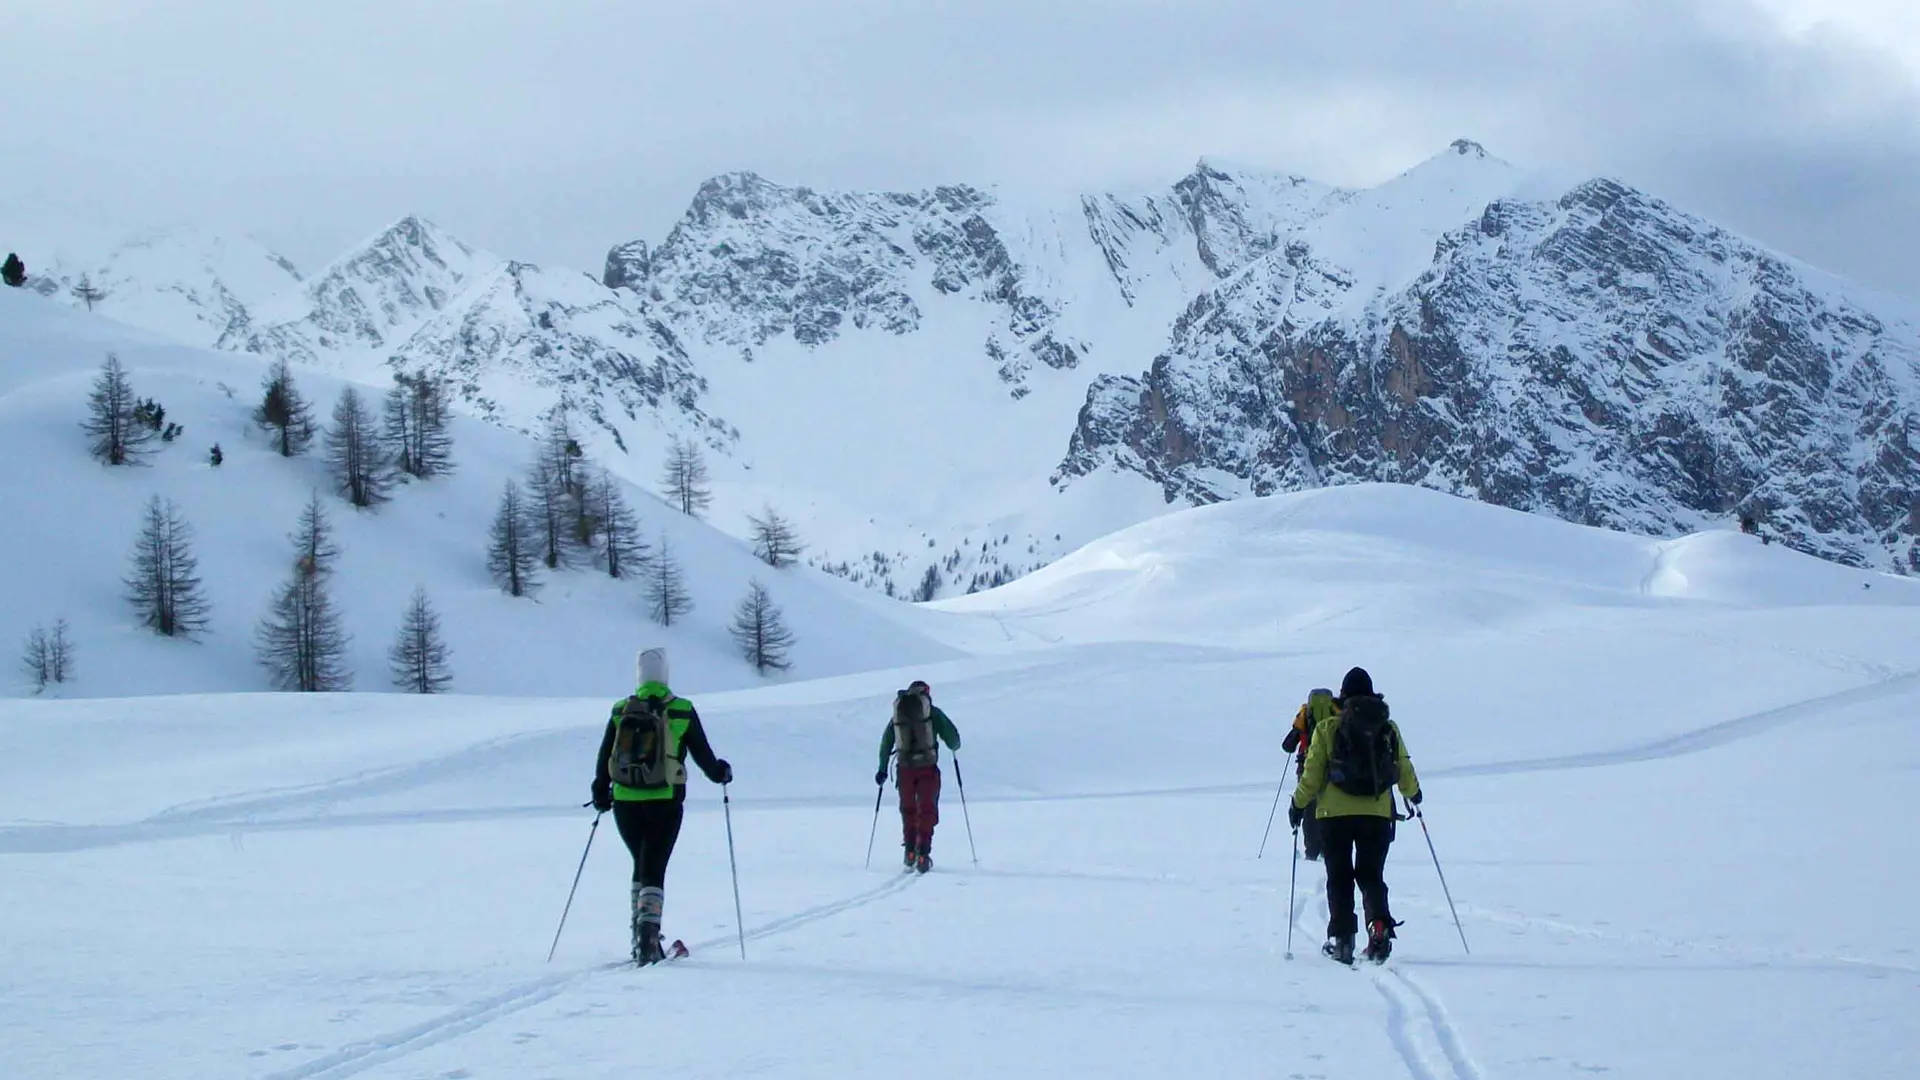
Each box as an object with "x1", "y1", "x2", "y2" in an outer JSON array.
[
  {"x1": 713, "y1": 759, "x2": 733, "y2": 785},
  {"x1": 1408, "y1": 789, "x2": 1423, "y2": 807},
  {"x1": 590, "y1": 781, "x2": 613, "y2": 813},
  {"x1": 875, "y1": 768, "x2": 888, "y2": 786},
  {"x1": 1287, "y1": 804, "x2": 1305, "y2": 829}
]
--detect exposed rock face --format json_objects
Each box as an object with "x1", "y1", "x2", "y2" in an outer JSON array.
[{"x1": 1059, "y1": 177, "x2": 1920, "y2": 570}]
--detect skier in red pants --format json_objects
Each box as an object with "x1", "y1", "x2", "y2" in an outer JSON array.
[{"x1": 875, "y1": 680, "x2": 962, "y2": 873}]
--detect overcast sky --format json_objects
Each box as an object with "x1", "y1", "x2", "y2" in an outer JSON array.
[{"x1": 4, "y1": 0, "x2": 1920, "y2": 298}]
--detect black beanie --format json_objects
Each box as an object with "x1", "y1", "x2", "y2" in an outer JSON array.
[{"x1": 1339, "y1": 666, "x2": 1375, "y2": 700}]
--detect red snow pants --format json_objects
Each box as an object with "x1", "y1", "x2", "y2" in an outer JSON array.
[{"x1": 897, "y1": 764, "x2": 942, "y2": 854}]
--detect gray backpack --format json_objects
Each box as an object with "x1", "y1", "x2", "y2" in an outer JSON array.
[
  {"x1": 893, "y1": 690, "x2": 939, "y2": 768},
  {"x1": 609, "y1": 694, "x2": 674, "y2": 789}
]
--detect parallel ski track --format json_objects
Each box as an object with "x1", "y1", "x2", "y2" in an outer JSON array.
[
  {"x1": 1381, "y1": 967, "x2": 1483, "y2": 1080},
  {"x1": 255, "y1": 871, "x2": 921, "y2": 1080}
]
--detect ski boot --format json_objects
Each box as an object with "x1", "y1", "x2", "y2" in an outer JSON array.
[
  {"x1": 1322, "y1": 935, "x2": 1356, "y2": 966},
  {"x1": 915, "y1": 851, "x2": 932, "y2": 874},
  {"x1": 635, "y1": 923, "x2": 667, "y2": 966},
  {"x1": 1363, "y1": 919, "x2": 1398, "y2": 964},
  {"x1": 905, "y1": 844, "x2": 918, "y2": 869}
]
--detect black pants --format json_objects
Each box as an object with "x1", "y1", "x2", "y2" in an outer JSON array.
[
  {"x1": 613, "y1": 799, "x2": 685, "y2": 888},
  {"x1": 1300, "y1": 800, "x2": 1323, "y2": 860},
  {"x1": 1320, "y1": 815, "x2": 1394, "y2": 938}
]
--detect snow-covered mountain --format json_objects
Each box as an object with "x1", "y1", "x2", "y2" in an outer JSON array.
[
  {"x1": 28, "y1": 139, "x2": 1920, "y2": 582},
  {"x1": 21, "y1": 227, "x2": 303, "y2": 347},
  {"x1": 1059, "y1": 146, "x2": 1920, "y2": 570}
]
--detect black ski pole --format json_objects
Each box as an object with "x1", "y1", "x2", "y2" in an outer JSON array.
[
  {"x1": 1413, "y1": 806, "x2": 1469, "y2": 954},
  {"x1": 724, "y1": 783, "x2": 746, "y2": 960},
  {"x1": 1258, "y1": 769, "x2": 1292, "y2": 859},
  {"x1": 953, "y1": 755, "x2": 978, "y2": 866},
  {"x1": 1284, "y1": 821, "x2": 1300, "y2": 960},
  {"x1": 546, "y1": 808, "x2": 601, "y2": 963},
  {"x1": 864, "y1": 758, "x2": 890, "y2": 869}
]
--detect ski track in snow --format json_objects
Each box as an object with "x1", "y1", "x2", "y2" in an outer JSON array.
[
  {"x1": 1386, "y1": 967, "x2": 1484, "y2": 1080},
  {"x1": 1373, "y1": 974, "x2": 1447, "y2": 1080},
  {"x1": 255, "y1": 871, "x2": 921, "y2": 1080}
]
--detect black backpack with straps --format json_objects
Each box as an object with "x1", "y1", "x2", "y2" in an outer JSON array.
[
  {"x1": 1327, "y1": 696, "x2": 1400, "y2": 798},
  {"x1": 893, "y1": 689, "x2": 939, "y2": 768},
  {"x1": 608, "y1": 694, "x2": 675, "y2": 789}
]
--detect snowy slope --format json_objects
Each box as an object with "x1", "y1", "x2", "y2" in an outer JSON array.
[
  {"x1": 16, "y1": 226, "x2": 303, "y2": 347},
  {"x1": 0, "y1": 286, "x2": 956, "y2": 698},
  {"x1": 3, "y1": 483, "x2": 1916, "y2": 1079}
]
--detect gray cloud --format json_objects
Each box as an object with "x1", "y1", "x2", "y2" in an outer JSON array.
[{"x1": 2, "y1": 0, "x2": 1918, "y2": 298}]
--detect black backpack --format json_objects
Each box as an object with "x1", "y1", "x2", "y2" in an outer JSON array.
[
  {"x1": 1327, "y1": 696, "x2": 1400, "y2": 797},
  {"x1": 608, "y1": 694, "x2": 675, "y2": 789},
  {"x1": 893, "y1": 690, "x2": 939, "y2": 768}
]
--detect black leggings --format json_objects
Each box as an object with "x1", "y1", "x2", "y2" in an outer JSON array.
[
  {"x1": 1320, "y1": 814, "x2": 1394, "y2": 938},
  {"x1": 613, "y1": 799, "x2": 684, "y2": 888}
]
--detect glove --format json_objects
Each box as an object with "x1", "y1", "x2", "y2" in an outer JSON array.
[
  {"x1": 1287, "y1": 804, "x2": 1305, "y2": 829},
  {"x1": 875, "y1": 768, "x2": 888, "y2": 786},
  {"x1": 1408, "y1": 789, "x2": 1423, "y2": 807},
  {"x1": 713, "y1": 759, "x2": 733, "y2": 785},
  {"x1": 590, "y1": 781, "x2": 613, "y2": 813}
]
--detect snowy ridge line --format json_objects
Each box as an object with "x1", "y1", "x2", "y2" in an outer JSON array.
[
  {"x1": 1435, "y1": 667, "x2": 1920, "y2": 779},
  {"x1": 257, "y1": 871, "x2": 921, "y2": 1080}
]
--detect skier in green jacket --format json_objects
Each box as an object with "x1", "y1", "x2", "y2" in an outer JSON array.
[{"x1": 875, "y1": 679, "x2": 960, "y2": 873}]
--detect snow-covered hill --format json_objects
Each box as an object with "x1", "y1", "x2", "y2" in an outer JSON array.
[
  {"x1": 5, "y1": 481, "x2": 1916, "y2": 1078},
  {"x1": 0, "y1": 286, "x2": 955, "y2": 698}
]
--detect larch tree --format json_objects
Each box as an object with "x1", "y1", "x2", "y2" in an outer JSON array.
[
  {"x1": 83, "y1": 354, "x2": 152, "y2": 466},
  {"x1": 747, "y1": 504, "x2": 806, "y2": 568},
  {"x1": 487, "y1": 479, "x2": 542, "y2": 598},
  {"x1": 326, "y1": 386, "x2": 391, "y2": 509},
  {"x1": 388, "y1": 587, "x2": 453, "y2": 693},
  {"x1": 383, "y1": 370, "x2": 455, "y2": 480},
  {"x1": 645, "y1": 534, "x2": 693, "y2": 626},
  {"x1": 255, "y1": 358, "x2": 316, "y2": 458},
  {"x1": 589, "y1": 467, "x2": 649, "y2": 579},
  {"x1": 254, "y1": 493, "x2": 351, "y2": 692},
  {"x1": 22, "y1": 619, "x2": 74, "y2": 691},
  {"x1": 124, "y1": 495, "x2": 212, "y2": 639},
  {"x1": 71, "y1": 274, "x2": 107, "y2": 311},
  {"x1": 729, "y1": 579, "x2": 795, "y2": 675},
  {"x1": 659, "y1": 436, "x2": 713, "y2": 518}
]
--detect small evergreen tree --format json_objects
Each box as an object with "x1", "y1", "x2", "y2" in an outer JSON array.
[
  {"x1": 526, "y1": 456, "x2": 575, "y2": 570},
  {"x1": 729, "y1": 579, "x2": 795, "y2": 674},
  {"x1": 255, "y1": 358, "x2": 316, "y2": 458},
  {"x1": 388, "y1": 587, "x2": 453, "y2": 693},
  {"x1": 913, "y1": 562, "x2": 942, "y2": 603},
  {"x1": 22, "y1": 619, "x2": 73, "y2": 691},
  {"x1": 83, "y1": 354, "x2": 152, "y2": 466},
  {"x1": 487, "y1": 479, "x2": 542, "y2": 597},
  {"x1": 645, "y1": 534, "x2": 693, "y2": 626},
  {"x1": 747, "y1": 504, "x2": 806, "y2": 568},
  {"x1": 255, "y1": 495, "x2": 350, "y2": 692},
  {"x1": 382, "y1": 371, "x2": 455, "y2": 479},
  {"x1": 659, "y1": 436, "x2": 713, "y2": 517},
  {"x1": 1, "y1": 253, "x2": 24, "y2": 287},
  {"x1": 72, "y1": 274, "x2": 106, "y2": 311},
  {"x1": 124, "y1": 495, "x2": 212, "y2": 639},
  {"x1": 326, "y1": 386, "x2": 391, "y2": 509},
  {"x1": 589, "y1": 467, "x2": 649, "y2": 579}
]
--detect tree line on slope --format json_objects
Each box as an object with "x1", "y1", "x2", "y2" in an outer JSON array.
[{"x1": 21, "y1": 356, "x2": 801, "y2": 692}]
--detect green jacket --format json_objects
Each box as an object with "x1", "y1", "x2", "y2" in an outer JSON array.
[
  {"x1": 1292, "y1": 697, "x2": 1421, "y2": 819},
  {"x1": 594, "y1": 682, "x2": 725, "y2": 802},
  {"x1": 878, "y1": 705, "x2": 960, "y2": 771}
]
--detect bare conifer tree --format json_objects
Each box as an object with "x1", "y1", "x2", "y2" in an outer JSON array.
[
  {"x1": 124, "y1": 495, "x2": 212, "y2": 638},
  {"x1": 747, "y1": 504, "x2": 806, "y2": 568},
  {"x1": 72, "y1": 274, "x2": 107, "y2": 311},
  {"x1": 729, "y1": 579, "x2": 795, "y2": 674},
  {"x1": 383, "y1": 371, "x2": 455, "y2": 479},
  {"x1": 255, "y1": 494, "x2": 350, "y2": 692},
  {"x1": 645, "y1": 534, "x2": 693, "y2": 626},
  {"x1": 487, "y1": 479, "x2": 542, "y2": 597},
  {"x1": 589, "y1": 467, "x2": 649, "y2": 579},
  {"x1": 659, "y1": 436, "x2": 713, "y2": 517},
  {"x1": 388, "y1": 587, "x2": 453, "y2": 693},
  {"x1": 83, "y1": 354, "x2": 152, "y2": 465},
  {"x1": 255, "y1": 358, "x2": 316, "y2": 458},
  {"x1": 525, "y1": 456, "x2": 575, "y2": 570},
  {"x1": 326, "y1": 386, "x2": 391, "y2": 508},
  {"x1": 21, "y1": 620, "x2": 72, "y2": 691}
]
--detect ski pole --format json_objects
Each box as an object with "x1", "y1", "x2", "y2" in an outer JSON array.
[
  {"x1": 1258, "y1": 769, "x2": 1292, "y2": 859},
  {"x1": 723, "y1": 783, "x2": 746, "y2": 960},
  {"x1": 546, "y1": 808, "x2": 601, "y2": 963},
  {"x1": 864, "y1": 757, "x2": 890, "y2": 869},
  {"x1": 1413, "y1": 806, "x2": 1470, "y2": 954},
  {"x1": 953, "y1": 755, "x2": 978, "y2": 866},
  {"x1": 1284, "y1": 822, "x2": 1300, "y2": 960}
]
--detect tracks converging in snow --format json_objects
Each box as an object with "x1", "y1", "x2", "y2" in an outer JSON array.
[{"x1": 256, "y1": 871, "x2": 922, "y2": 1080}]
